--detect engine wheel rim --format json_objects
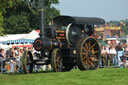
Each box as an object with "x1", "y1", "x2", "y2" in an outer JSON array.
[
  {"x1": 51, "y1": 49, "x2": 63, "y2": 72},
  {"x1": 56, "y1": 51, "x2": 63, "y2": 71},
  {"x1": 23, "y1": 51, "x2": 33, "y2": 74},
  {"x1": 80, "y1": 38, "x2": 100, "y2": 70}
]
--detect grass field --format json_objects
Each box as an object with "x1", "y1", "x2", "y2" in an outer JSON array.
[{"x1": 0, "y1": 68, "x2": 128, "y2": 85}]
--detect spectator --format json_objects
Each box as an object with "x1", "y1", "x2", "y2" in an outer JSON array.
[
  {"x1": 23, "y1": 47, "x2": 27, "y2": 52},
  {"x1": 9, "y1": 60, "x2": 15, "y2": 73},
  {"x1": 120, "y1": 47, "x2": 128, "y2": 68},
  {"x1": 19, "y1": 48, "x2": 24, "y2": 73},
  {"x1": 14, "y1": 47, "x2": 21, "y2": 73},
  {"x1": 116, "y1": 43, "x2": 123, "y2": 67},
  {"x1": 0, "y1": 49, "x2": 6, "y2": 72},
  {"x1": 101, "y1": 45, "x2": 109, "y2": 54},
  {"x1": 101, "y1": 45, "x2": 109, "y2": 67},
  {"x1": 125, "y1": 44, "x2": 128, "y2": 51},
  {"x1": 116, "y1": 43, "x2": 123, "y2": 51},
  {"x1": 108, "y1": 46, "x2": 117, "y2": 66},
  {"x1": 0, "y1": 49, "x2": 6, "y2": 59}
]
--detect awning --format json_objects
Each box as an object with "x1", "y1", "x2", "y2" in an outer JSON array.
[
  {"x1": 12, "y1": 44, "x2": 33, "y2": 48},
  {"x1": 0, "y1": 39, "x2": 34, "y2": 45}
]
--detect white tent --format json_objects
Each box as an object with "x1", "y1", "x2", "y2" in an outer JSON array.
[
  {"x1": 21, "y1": 30, "x2": 39, "y2": 39},
  {"x1": 0, "y1": 34, "x2": 27, "y2": 42},
  {"x1": 0, "y1": 30, "x2": 39, "y2": 44}
]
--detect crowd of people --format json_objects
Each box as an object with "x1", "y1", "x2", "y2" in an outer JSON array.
[
  {"x1": 0, "y1": 47, "x2": 27, "y2": 73},
  {"x1": 100, "y1": 42, "x2": 128, "y2": 68},
  {"x1": 1, "y1": 42, "x2": 128, "y2": 74},
  {"x1": 0, "y1": 46, "x2": 50, "y2": 74}
]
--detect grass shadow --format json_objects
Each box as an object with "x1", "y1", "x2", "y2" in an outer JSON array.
[{"x1": 7, "y1": 70, "x2": 55, "y2": 76}]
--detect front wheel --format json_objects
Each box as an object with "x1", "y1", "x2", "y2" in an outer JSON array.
[
  {"x1": 51, "y1": 48, "x2": 63, "y2": 72},
  {"x1": 22, "y1": 51, "x2": 33, "y2": 74}
]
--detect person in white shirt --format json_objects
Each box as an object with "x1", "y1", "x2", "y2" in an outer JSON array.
[
  {"x1": 101, "y1": 46, "x2": 109, "y2": 67},
  {"x1": 109, "y1": 46, "x2": 117, "y2": 54},
  {"x1": 108, "y1": 46, "x2": 117, "y2": 66},
  {"x1": 101, "y1": 46, "x2": 109, "y2": 54}
]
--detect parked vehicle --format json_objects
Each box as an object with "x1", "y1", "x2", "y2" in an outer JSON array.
[{"x1": 22, "y1": 16, "x2": 105, "y2": 73}]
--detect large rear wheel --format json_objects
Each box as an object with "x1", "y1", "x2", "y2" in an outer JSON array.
[{"x1": 77, "y1": 37, "x2": 100, "y2": 70}]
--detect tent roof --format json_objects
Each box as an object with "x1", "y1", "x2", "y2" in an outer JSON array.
[
  {"x1": 0, "y1": 39, "x2": 34, "y2": 45},
  {"x1": 0, "y1": 30, "x2": 39, "y2": 44},
  {"x1": 22, "y1": 30, "x2": 39, "y2": 39},
  {"x1": 0, "y1": 34, "x2": 27, "y2": 42}
]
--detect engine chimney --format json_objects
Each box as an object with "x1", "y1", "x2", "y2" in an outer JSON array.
[
  {"x1": 39, "y1": 8, "x2": 45, "y2": 38},
  {"x1": 39, "y1": 0, "x2": 45, "y2": 38}
]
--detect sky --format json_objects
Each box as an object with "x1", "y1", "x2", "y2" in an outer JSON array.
[{"x1": 54, "y1": 0, "x2": 128, "y2": 21}]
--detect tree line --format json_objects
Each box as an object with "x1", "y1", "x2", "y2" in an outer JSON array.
[
  {"x1": 0, "y1": 0, "x2": 60, "y2": 35},
  {"x1": 107, "y1": 20, "x2": 128, "y2": 36},
  {"x1": 0, "y1": 0, "x2": 128, "y2": 36}
]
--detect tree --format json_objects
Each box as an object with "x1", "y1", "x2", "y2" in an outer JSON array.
[
  {"x1": 3, "y1": 0, "x2": 60, "y2": 34},
  {"x1": 0, "y1": 0, "x2": 22, "y2": 35},
  {"x1": 107, "y1": 20, "x2": 128, "y2": 36},
  {"x1": 44, "y1": 0, "x2": 60, "y2": 25},
  {"x1": 3, "y1": 2, "x2": 32, "y2": 34},
  {"x1": 0, "y1": 0, "x2": 10, "y2": 35},
  {"x1": 0, "y1": 12, "x2": 4, "y2": 35},
  {"x1": 4, "y1": 13, "x2": 31, "y2": 34},
  {"x1": 107, "y1": 20, "x2": 120, "y2": 26},
  {"x1": 120, "y1": 21, "x2": 128, "y2": 36}
]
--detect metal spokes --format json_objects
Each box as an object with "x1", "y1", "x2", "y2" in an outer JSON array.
[
  {"x1": 55, "y1": 51, "x2": 62, "y2": 71},
  {"x1": 23, "y1": 51, "x2": 33, "y2": 74},
  {"x1": 51, "y1": 48, "x2": 63, "y2": 72},
  {"x1": 81, "y1": 38, "x2": 99, "y2": 69}
]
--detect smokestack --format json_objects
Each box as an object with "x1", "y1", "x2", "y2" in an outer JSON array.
[
  {"x1": 39, "y1": 8, "x2": 45, "y2": 38},
  {"x1": 39, "y1": 0, "x2": 45, "y2": 38}
]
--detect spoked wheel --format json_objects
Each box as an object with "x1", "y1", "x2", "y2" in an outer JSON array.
[
  {"x1": 51, "y1": 48, "x2": 63, "y2": 72},
  {"x1": 77, "y1": 37, "x2": 101, "y2": 70},
  {"x1": 23, "y1": 51, "x2": 33, "y2": 74}
]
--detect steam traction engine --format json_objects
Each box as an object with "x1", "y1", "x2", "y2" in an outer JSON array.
[{"x1": 22, "y1": 16, "x2": 105, "y2": 73}]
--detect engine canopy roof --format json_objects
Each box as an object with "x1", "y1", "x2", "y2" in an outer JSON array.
[{"x1": 52, "y1": 15, "x2": 105, "y2": 26}]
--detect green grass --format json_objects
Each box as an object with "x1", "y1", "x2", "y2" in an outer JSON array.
[{"x1": 0, "y1": 68, "x2": 128, "y2": 85}]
